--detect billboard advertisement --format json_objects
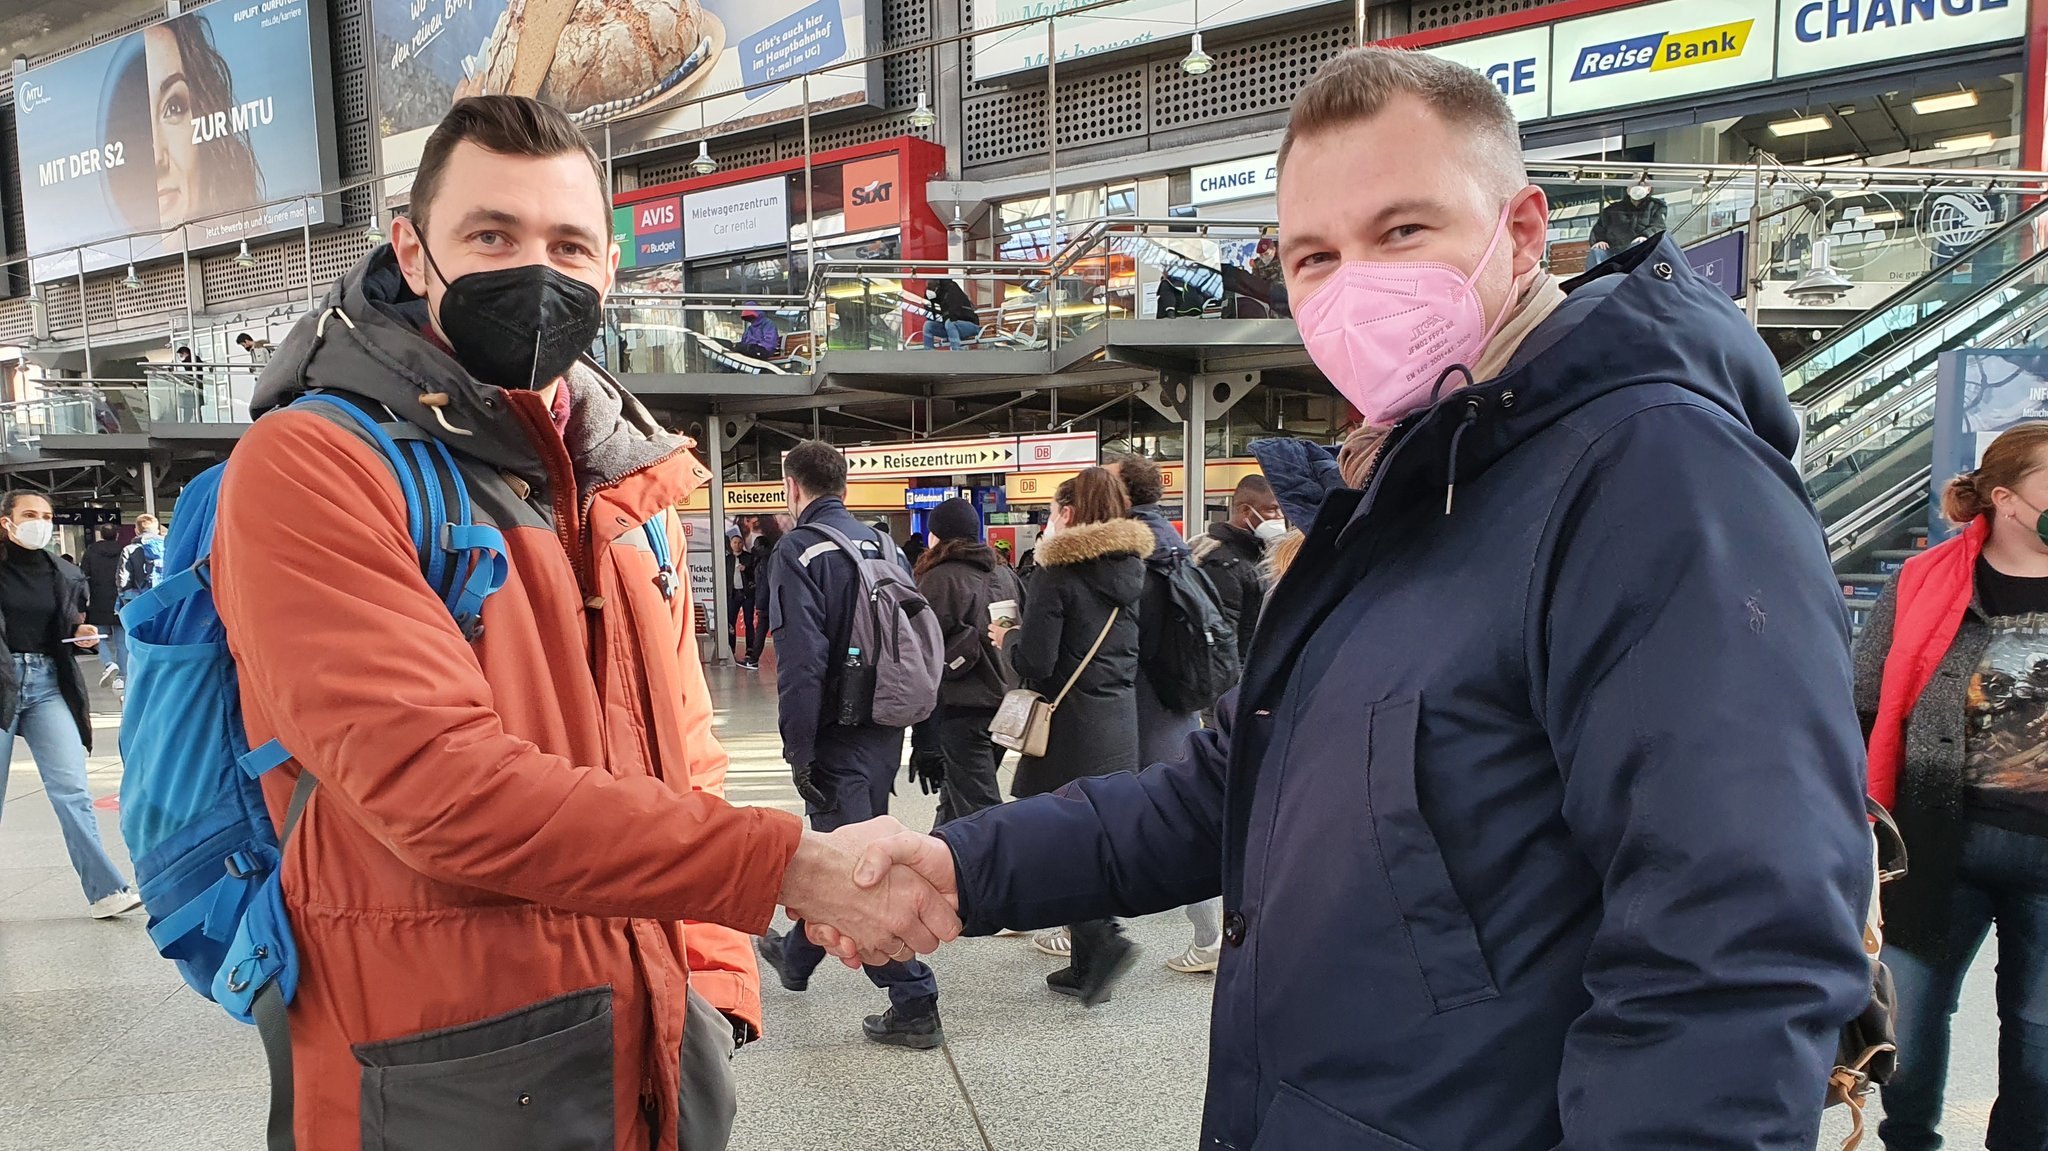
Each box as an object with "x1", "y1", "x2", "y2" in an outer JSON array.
[
  {"x1": 13, "y1": 0, "x2": 334, "y2": 281},
  {"x1": 614, "y1": 196, "x2": 685, "y2": 270},
  {"x1": 1547, "y1": 0, "x2": 1774, "y2": 119},
  {"x1": 373, "y1": 0, "x2": 880, "y2": 193}
]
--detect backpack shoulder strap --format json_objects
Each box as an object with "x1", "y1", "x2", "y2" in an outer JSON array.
[
  {"x1": 643, "y1": 517, "x2": 678, "y2": 601},
  {"x1": 801, "y1": 522, "x2": 880, "y2": 593},
  {"x1": 292, "y1": 393, "x2": 509, "y2": 639}
]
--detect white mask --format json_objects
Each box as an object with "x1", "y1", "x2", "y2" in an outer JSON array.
[
  {"x1": 12, "y1": 520, "x2": 53, "y2": 551},
  {"x1": 1253, "y1": 516, "x2": 1288, "y2": 543},
  {"x1": 1627, "y1": 185, "x2": 1650, "y2": 202}
]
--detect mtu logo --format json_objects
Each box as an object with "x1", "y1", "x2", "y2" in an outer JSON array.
[{"x1": 1572, "y1": 18, "x2": 1755, "y2": 80}]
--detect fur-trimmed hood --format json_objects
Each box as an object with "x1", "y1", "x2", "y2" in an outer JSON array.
[{"x1": 1036, "y1": 518, "x2": 1156, "y2": 567}]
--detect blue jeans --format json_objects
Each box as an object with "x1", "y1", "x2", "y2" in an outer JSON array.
[
  {"x1": 782, "y1": 734, "x2": 939, "y2": 1014},
  {"x1": 1881, "y1": 820, "x2": 2048, "y2": 1151},
  {"x1": 923, "y1": 319, "x2": 978, "y2": 350},
  {"x1": 100, "y1": 620, "x2": 126, "y2": 675},
  {"x1": 0, "y1": 654, "x2": 129, "y2": 902}
]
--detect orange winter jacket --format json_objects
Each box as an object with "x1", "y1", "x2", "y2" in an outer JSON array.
[{"x1": 212, "y1": 249, "x2": 804, "y2": 1151}]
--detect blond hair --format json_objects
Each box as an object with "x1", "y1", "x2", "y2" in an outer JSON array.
[
  {"x1": 1944, "y1": 422, "x2": 2048, "y2": 525},
  {"x1": 1278, "y1": 46, "x2": 1525, "y2": 199}
]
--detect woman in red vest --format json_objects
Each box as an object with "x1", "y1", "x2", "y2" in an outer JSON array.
[{"x1": 1854, "y1": 421, "x2": 2048, "y2": 1150}]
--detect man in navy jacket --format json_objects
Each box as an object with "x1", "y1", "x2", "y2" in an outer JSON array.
[
  {"x1": 756, "y1": 439, "x2": 943, "y2": 1050},
  {"x1": 814, "y1": 46, "x2": 1872, "y2": 1151}
]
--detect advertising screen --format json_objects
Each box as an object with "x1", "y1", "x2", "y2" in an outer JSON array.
[
  {"x1": 13, "y1": 0, "x2": 334, "y2": 280},
  {"x1": 373, "y1": 0, "x2": 880, "y2": 193}
]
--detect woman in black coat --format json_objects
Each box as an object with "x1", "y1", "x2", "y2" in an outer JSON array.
[
  {"x1": 914, "y1": 498, "x2": 1024, "y2": 827},
  {"x1": 988, "y1": 467, "x2": 1151, "y2": 1003}
]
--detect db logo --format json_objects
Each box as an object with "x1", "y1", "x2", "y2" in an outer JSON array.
[
  {"x1": 1034, "y1": 444, "x2": 1052, "y2": 461},
  {"x1": 1019, "y1": 477, "x2": 1040, "y2": 494}
]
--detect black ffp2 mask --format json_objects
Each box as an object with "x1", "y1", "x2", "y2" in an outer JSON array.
[{"x1": 421, "y1": 241, "x2": 604, "y2": 391}]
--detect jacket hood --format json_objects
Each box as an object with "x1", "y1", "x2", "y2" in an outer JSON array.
[
  {"x1": 1248, "y1": 437, "x2": 1343, "y2": 529},
  {"x1": 1349, "y1": 235, "x2": 1799, "y2": 534},
  {"x1": 1195, "y1": 521, "x2": 1263, "y2": 565},
  {"x1": 1037, "y1": 518, "x2": 1156, "y2": 567},
  {"x1": 251, "y1": 245, "x2": 689, "y2": 495}
]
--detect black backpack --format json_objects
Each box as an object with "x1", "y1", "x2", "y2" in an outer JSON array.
[{"x1": 1139, "y1": 549, "x2": 1240, "y2": 713}]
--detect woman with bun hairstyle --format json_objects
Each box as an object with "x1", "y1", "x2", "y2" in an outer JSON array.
[{"x1": 1854, "y1": 421, "x2": 2048, "y2": 1150}]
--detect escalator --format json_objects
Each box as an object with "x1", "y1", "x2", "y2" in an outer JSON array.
[{"x1": 1786, "y1": 200, "x2": 2048, "y2": 620}]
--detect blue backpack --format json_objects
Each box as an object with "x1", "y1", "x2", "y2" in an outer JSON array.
[{"x1": 116, "y1": 392, "x2": 515, "y2": 1149}]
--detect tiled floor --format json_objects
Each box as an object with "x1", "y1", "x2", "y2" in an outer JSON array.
[{"x1": 0, "y1": 656, "x2": 1998, "y2": 1150}]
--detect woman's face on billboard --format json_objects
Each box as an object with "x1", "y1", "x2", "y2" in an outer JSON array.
[{"x1": 143, "y1": 26, "x2": 197, "y2": 226}]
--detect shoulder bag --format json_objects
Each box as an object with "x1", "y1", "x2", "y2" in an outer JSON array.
[{"x1": 987, "y1": 608, "x2": 1119, "y2": 758}]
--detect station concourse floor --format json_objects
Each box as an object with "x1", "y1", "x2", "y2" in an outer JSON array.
[{"x1": 0, "y1": 654, "x2": 1999, "y2": 1150}]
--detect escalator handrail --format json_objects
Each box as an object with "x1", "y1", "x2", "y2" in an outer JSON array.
[
  {"x1": 1785, "y1": 198, "x2": 2048, "y2": 403},
  {"x1": 1801, "y1": 285, "x2": 2048, "y2": 468}
]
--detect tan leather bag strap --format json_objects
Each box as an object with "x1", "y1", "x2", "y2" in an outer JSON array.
[{"x1": 1050, "y1": 608, "x2": 1119, "y2": 710}]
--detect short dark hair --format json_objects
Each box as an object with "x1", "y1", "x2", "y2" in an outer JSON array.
[
  {"x1": 1057, "y1": 467, "x2": 1131, "y2": 526},
  {"x1": 1108, "y1": 453, "x2": 1164, "y2": 507},
  {"x1": 1231, "y1": 474, "x2": 1275, "y2": 509},
  {"x1": 236, "y1": 332, "x2": 254, "y2": 345},
  {"x1": 411, "y1": 96, "x2": 610, "y2": 238},
  {"x1": 1, "y1": 491, "x2": 48, "y2": 518},
  {"x1": 784, "y1": 440, "x2": 849, "y2": 499}
]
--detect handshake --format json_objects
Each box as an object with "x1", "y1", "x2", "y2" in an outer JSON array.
[{"x1": 775, "y1": 816, "x2": 964, "y2": 967}]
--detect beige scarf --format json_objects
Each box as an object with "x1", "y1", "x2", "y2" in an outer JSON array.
[{"x1": 1336, "y1": 273, "x2": 1567, "y2": 488}]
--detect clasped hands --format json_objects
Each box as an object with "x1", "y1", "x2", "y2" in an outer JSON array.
[{"x1": 775, "y1": 816, "x2": 962, "y2": 968}]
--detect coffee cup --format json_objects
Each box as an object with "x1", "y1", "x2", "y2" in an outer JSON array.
[{"x1": 989, "y1": 599, "x2": 1019, "y2": 628}]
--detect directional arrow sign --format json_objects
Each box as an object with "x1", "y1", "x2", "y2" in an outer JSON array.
[{"x1": 842, "y1": 438, "x2": 1022, "y2": 478}]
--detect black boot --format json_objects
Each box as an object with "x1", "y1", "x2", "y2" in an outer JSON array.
[
  {"x1": 862, "y1": 999, "x2": 944, "y2": 1050},
  {"x1": 1045, "y1": 965, "x2": 1084, "y2": 997},
  {"x1": 1068, "y1": 921, "x2": 1137, "y2": 1007},
  {"x1": 754, "y1": 929, "x2": 809, "y2": 992}
]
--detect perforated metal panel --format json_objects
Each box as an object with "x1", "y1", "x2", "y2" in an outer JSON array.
[
  {"x1": 0, "y1": 297, "x2": 29, "y2": 345},
  {"x1": 963, "y1": 86, "x2": 1048, "y2": 164},
  {"x1": 637, "y1": 142, "x2": 781, "y2": 187},
  {"x1": 331, "y1": 0, "x2": 370, "y2": 129},
  {"x1": 200, "y1": 236, "x2": 310, "y2": 310},
  {"x1": 783, "y1": 115, "x2": 931, "y2": 157},
  {"x1": 1151, "y1": 19, "x2": 1352, "y2": 129},
  {"x1": 882, "y1": 0, "x2": 934, "y2": 109},
  {"x1": 81, "y1": 261, "x2": 187, "y2": 331},
  {"x1": 1411, "y1": 0, "x2": 1564, "y2": 31}
]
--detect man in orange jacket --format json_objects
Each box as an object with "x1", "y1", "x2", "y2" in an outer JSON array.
[{"x1": 212, "y1": 95, "x2": 956, "y2": 1151}]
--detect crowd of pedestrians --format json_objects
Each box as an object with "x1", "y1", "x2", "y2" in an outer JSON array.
[{"x1": 0, "y1": 55, "x2": 2031, "y2": 1151}]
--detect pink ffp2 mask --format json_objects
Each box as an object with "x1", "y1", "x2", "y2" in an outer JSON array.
[{"x1": 1293, "y1": 204, "x2": 1519, "y2": 426}]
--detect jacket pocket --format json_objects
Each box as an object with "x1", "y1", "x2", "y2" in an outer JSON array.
[
  {"x1": 676, "y1": 987, "x2": 737, "y2": 1151},
  {"x1": 1367, "y1": 694, "x2": 1498, "y2": 1013},
  {"x1": 1252, "y1": 1082, "x2": 1430, "y2": 1151},
  {"x1": 354, "y1": 986, "x2": 615, "y2": 1151}
]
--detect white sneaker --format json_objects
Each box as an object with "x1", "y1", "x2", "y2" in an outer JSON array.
[
  {"x1": 98, "y1": 663, "x2": 119, "y2": 687},
  {"x1": 1031, "y1": 928, "x2": 1071, "y2": 957},
  {"x1": 88, "y1": 889, "x2": 143, "y2": 919},
  {"x1": 113, "y1": 677, "x2": 125, "y2": 693},
  {"x1": 1167, "y1": 941, "x2": 1221, "y2": 974}
]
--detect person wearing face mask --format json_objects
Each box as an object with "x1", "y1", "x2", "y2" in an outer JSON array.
[
  {"x1": 1588, "y1": 179, "x2": 1667, "y2": 267},
  {"x1": 823, "y1": 46, "x2": 1871, "y2": 1151},
  {"x1": 0, "y1": 492, "x2": 139, "y2": 920},
  {"x1": 206, "y1": 98, "x2": 954, "y2": 1151},
  {"x1": 1856, "y1": 422, "x2": 2048, "y2": 1151}
]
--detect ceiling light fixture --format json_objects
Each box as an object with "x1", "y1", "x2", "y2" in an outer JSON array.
[
  {"x1": 688, "y1": 140, "x2": 718, "y2": 177},
  {"x1": 1911, "y1": 89, "x2": 1980, "y2": 115},
  {"x1": 910, "y1": 90, "x2": 936, "y2": 130},
  {"x1": 1934, "y1": 132, "x2": 1997, "y2": 152},
  {"x1": 1181, "y1": 32, "x2": 1214, "y2": 76},
  {"x1": 1769, "y1": 115, "x2": 1833, "y2": 136},
  {"x1": 121, "y1": 264, "x2": 143, "y2": 291},
  {"x1": 1800, "y1": 153, "x2": 1861, "y2": 165},
  {"x1": 1859, "y1": 209, "x2": 1905, "y2": 226},
  {"x1": 234, "y1": 239, "x2": 256, "y2": 269},
  {"x1": 364, "y1": 219, "x2": 385, "y2": 244}
]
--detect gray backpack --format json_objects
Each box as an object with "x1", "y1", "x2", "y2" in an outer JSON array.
[{"x1": 805, "y1": 523, "x2": 944, "y2": 728}]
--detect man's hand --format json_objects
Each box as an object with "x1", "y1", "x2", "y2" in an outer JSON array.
[
  {"x1": 808, "y1": 830, "x2": 962, "y2": 968},
  {"x1": 778, "y1": 819, "x2": 960, "y2": 967},
  {"x1": 71, "y1": 624, "x2": 99, "y2": 652}
]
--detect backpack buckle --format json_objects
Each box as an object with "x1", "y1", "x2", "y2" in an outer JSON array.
[
  {"x1": 224, "y1": 850, "x2": 263, "y2": 880},
  {"x1": 654, "y1": 566, "x2": 677, "y2": 601}
]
